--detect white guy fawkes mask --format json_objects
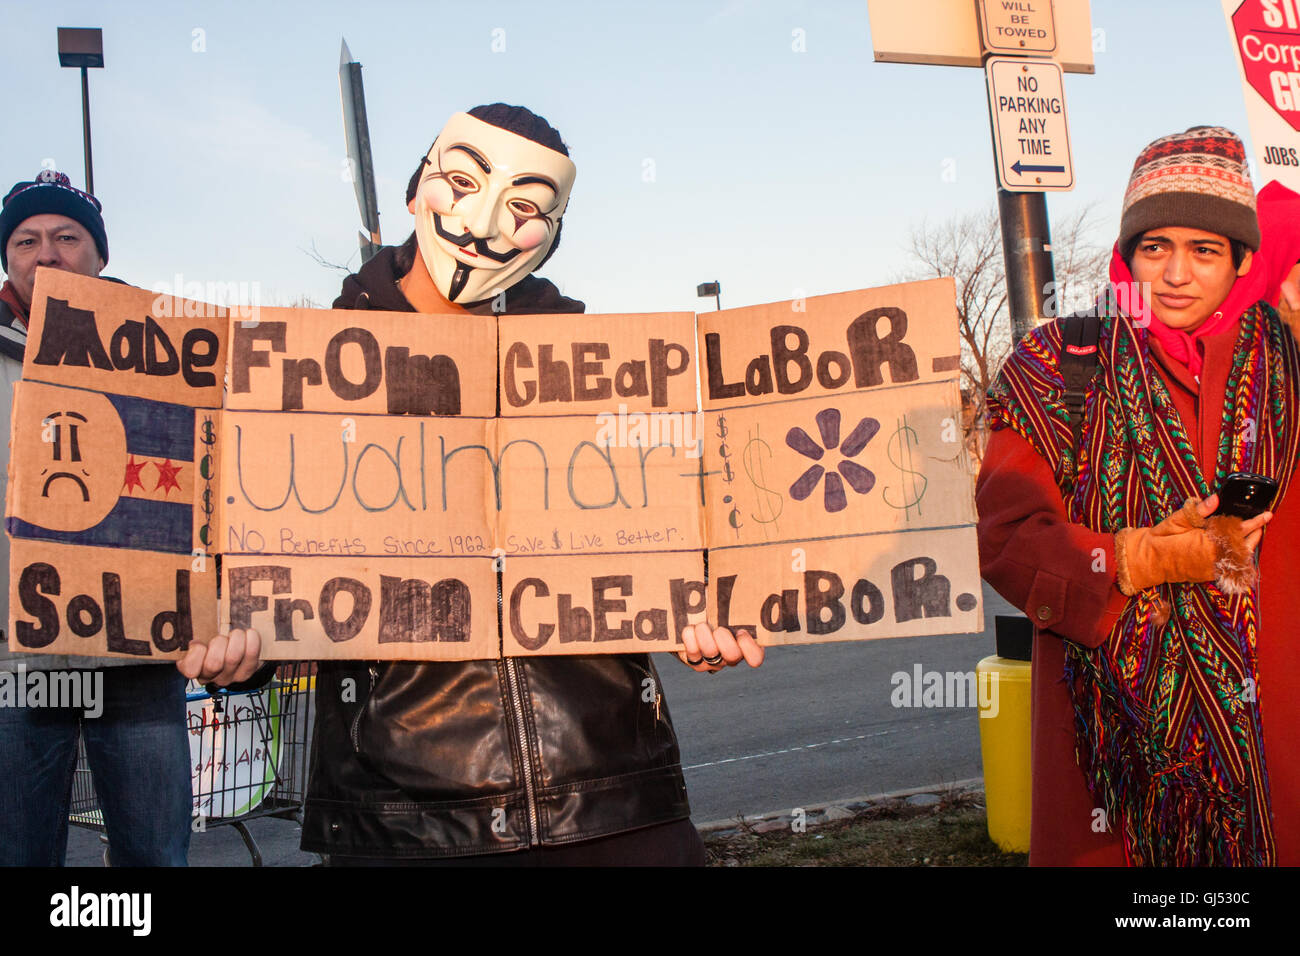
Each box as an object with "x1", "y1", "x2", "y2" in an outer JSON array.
[{"x1": 409, "y1": 112, "x2": 577, "y2": 305}]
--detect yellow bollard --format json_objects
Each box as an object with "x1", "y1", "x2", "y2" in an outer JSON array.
[{"x1": 977, "y1": 616, "x2": 1033, "y2": 854}]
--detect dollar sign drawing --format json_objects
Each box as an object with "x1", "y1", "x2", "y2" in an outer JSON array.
[
  {"x1": 200, "y1": 417, "x2": 216, "y2": 445},
  {"x1": 742, "y1": 428, "x2": 784, "y2": 527},
  {"x1": 201, "y1": 487, "x2": 215, "y2": 517},
  {"x1": 883, "y1": 415, "x2": 927, "y2": 517},
  {"x1": 722, "y1": 460, "x2": 735, "y2": 483},
  {"x1": 552, "y1": 529, "x2": 562, "y2": 550},
  {"x1": 716, "y1": 414, "x2": 729, "y2": 441}
]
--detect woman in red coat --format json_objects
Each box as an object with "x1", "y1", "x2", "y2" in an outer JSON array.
[{"x1": 977, "y1": 127, "x2": 1300, "y2": 866}]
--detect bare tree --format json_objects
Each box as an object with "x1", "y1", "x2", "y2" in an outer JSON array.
[
  {"x1": 1047, "y1": 203, "x2": 1112, "y2": 323},
  {"x1": 303, "y1": 239, "x2": 357, "y2": 275},
  {"x1": 902, "y1": 202, "x2": 1109, "y2": 463}
]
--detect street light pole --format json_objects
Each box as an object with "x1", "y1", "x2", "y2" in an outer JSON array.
[
  {"x1": 79, "y1": 65, "x2": 94, "y2": 195},
  {"x1": 57, "y1": 27, "x2": 104, "y2": 195}
]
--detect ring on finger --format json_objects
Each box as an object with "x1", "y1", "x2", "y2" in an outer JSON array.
[
  {"x1": 685, "y1": 656, "x2": 704, "y2": 666},
  {"x1": 703, "y1": 653, "x2": 724, "y2": 665}
]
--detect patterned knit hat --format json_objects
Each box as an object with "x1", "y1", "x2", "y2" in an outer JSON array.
[
  {"x1": 1119, "y1": 126, "x2": 1259, "y2": 254},
  {"x1": 0, "y1": 170, "x2": 108, "y2": 271}
]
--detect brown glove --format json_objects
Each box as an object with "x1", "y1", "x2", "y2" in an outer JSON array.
[{"x1": 1115, "y1": 498, "x2": 1256, "y2": 597}]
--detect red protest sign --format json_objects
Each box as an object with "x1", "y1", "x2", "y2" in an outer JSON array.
[{"x1": 1232, "y1": 0, "x2": 1300, "y2": 133}]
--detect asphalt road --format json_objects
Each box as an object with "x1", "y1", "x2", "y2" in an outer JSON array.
[
  {"x1": 662, "y1": 579, "x2": 1015, "y2": 823},
  {"x1": 65, "y1": 581, "x2": 1016, "y2": 865}
]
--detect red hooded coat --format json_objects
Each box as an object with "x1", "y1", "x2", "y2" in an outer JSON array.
[{"x1": 976, "y1": 183, "x2": 1300, "y2": 865}]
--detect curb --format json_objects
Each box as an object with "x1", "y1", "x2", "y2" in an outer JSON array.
[{"x1": 695, "y1": 777, "x2": 985, "y2": 835}]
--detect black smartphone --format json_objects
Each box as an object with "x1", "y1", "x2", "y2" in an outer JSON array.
[{"x1": 1214, "y1": 472, "x2": 1279, "y2": 519}]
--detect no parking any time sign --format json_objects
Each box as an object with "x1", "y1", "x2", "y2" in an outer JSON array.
[{"x1": 985, "y1": 56, "x2": 1075, "y2": 191}]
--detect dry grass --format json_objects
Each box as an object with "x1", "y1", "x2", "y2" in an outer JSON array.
[{"x1": 704, "y1": 790, "x2": 1027, "y2": 867}]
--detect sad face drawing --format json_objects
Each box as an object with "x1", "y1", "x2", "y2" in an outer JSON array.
[{"x1": 13, "y1": 385, "x2": 126, "y2": 532}]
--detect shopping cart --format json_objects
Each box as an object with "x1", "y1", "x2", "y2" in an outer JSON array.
[{"x1": 69, "y1": 662, "x2": 315, "y2": 866}]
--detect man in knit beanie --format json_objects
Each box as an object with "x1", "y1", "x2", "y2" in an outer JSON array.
[
  {"x1": 976, "y1": 126, "x2": 1300, "y2": 866},
  {"x1": 0, "y1": 170, "x2": 109, "y2": 323},
  {"x1": 1, "y1": 171, "x2": 194, "y2": 866}
]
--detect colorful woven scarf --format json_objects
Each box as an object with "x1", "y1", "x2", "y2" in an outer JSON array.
[{"x1": 988, "y1": 298, "x2": 1300, "y2": 866}]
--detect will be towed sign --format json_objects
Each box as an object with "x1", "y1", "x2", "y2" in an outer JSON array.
[
  {"x1": 985, "y1": 55, "x2": 1075, "y2": 191},
  {"x1": 979, "y1": 0, "x2": 1058, "y2": 55}
]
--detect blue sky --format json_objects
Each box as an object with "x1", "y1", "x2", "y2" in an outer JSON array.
[{"x1": 0, "y1": 1, "x2": 1259, "y2": 314}]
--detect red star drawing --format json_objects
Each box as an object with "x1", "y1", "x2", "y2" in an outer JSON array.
[
  {"x1": 123, "y1": 456, "x2": 148, "y2": 494},
  {"x1": 153, "y1": 459, "x2": 183, "y2": 496}
]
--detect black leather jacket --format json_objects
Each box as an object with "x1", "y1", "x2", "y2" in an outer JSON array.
[{"x1": 300, "y1": 244, "x2": 692, "y2": 858}]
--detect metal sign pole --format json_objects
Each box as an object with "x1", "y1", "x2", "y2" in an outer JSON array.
[
  {"x1": 995, "y1": 189, "x2": 1055, "y2": 342},
  {"x1": 978, "y1": 4, "x2": 1071, "y2": 342},
  {"x1": 866, "y1": 1, "x2": 1086, "y2": 340},
  {"x1": 339, "y1": 38, "x2": 382, "y2": 263}
]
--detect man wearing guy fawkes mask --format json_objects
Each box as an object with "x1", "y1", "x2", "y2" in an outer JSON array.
[
  {"x1": 332, "y1": 105, "x2": 580, "y2": 319},
  {"x1": 409, "y1": 109, "x2": 574, "y2": 306},
  {"x1": 297, "y1": 104, "x2": 764, "y2": 865}
]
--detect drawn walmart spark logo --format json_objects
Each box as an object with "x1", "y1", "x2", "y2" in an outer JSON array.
[{"x1": 786, "y1": 408, "x2": 879, "y2": 513}]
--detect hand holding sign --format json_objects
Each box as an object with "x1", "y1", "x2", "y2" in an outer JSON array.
[
  {"x1": 677, "y1": 621, "x2": 764, "y2": 673},
  {"x1": 177, "y1": 627, "x2": 264, "y2": 685}
]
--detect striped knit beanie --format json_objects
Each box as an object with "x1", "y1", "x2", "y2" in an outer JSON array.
[
  {"x1": 0, "y1": 170, "x2": 108, "y2": 271},
  {"x1": 1119, "y1": 126, "x2": 1259, "y2": 255}
]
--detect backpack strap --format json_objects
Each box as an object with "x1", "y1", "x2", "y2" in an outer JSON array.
[{"x1": 1059, "y1": 313, "x2": 1101, "y2": 456}]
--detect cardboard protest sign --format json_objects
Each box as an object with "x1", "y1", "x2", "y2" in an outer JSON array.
[
  {"x1": 705, "y1": 528, "x2": 983, "y2": 645},
  {"x1": 698, "y1": 281, "x2": 981, "y2": 643},
  {"x1": 226, "y1": 307, "x2": 496, "y2": 416},
  {"x1": 7, "y1": 272, "x2": 979, "y2": 661},
  {"x1": 21, "y1": 268, "x2": 228, "y2": 407},
  {"x1": 699, "y1": 284, "x2": 962, "y2": 411},
  {"x1": 496, "y1": 311, "x2": 707, "y2": 654},
  {"x1": 220, "y1": 306, "x2": 498, "y2": 659},
  {"x1": 702, "y1": 383, "x2": 971, "y2": 545},
  {"x1": 219, "y1": 411, "x2": 495, "y2": 558},
  {"x1": 6, "y1": 271, "x2": 225, "y2": 660},
  {"x1": 498, "y1": 312, "x2": 698, "y2": 416},
  {"x1": 8, "y1": 379, "x2": 215, "y2": 658},
  {"x1": 220, "y1": 554, "x2": 497, "y2": 659},
  {"x1": 503, "y1": 551, "x2": 706, "y2": 655},
  {"x1": 8, "y1": 538, "x2": 216, "y2": 658}
]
